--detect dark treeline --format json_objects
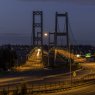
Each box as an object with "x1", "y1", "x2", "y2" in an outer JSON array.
[{"x1": 0, "y1": 45, "x2": 17, "y2": 71}]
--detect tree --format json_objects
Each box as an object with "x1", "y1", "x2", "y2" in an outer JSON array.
[{"x1": 0, "y1": 45, "x2": 17, "y2": 71}]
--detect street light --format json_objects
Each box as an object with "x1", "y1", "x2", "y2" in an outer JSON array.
[
  {"x1": 43, "y1": 32, "x2": 50, "y2": 67},
  {"x1": 44, "y1": 32, "x2": 48, "y2": 37},
  {"x1": 37, "y1": 48, "x2": 41, "y2": 57},
  {"x1": 76, "y1": 54, "x2": 81, "y2": 58}
]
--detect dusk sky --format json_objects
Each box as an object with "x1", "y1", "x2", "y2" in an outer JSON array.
[{"x1": 0, "y1": 0, "x2": 95, "y2": 45}]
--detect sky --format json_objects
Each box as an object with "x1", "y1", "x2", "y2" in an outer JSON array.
[{"x1": 0, "y1": 0, "x2": 95, "y2": 45}]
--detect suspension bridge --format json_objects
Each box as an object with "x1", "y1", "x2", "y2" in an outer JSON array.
[
  {"x1": 16, "y1": 11, "x2": 93, "y2": 71},
  {"x1": 0, "y1": 11, "x2": 95, "y2": 95}
]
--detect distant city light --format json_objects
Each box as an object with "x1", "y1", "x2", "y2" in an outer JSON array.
[{"x1": 85, "y1": 53, "x2": 91, "y2": 58}]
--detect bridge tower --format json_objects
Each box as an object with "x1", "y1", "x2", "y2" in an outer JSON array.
[
  {"x1": 55, "y1": 12, "x2": 69, "y2": 48},
  {"x1": 49, "y1": 32, "x2": 55, "y2": 47},
  {"x1": 32, "y1": 11, "x2": 43, "y2": 62},
  {"x1": 32, "y1": 11, "x2": 43, "y2": 47}
]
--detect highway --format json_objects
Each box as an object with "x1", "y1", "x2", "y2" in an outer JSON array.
[
  {"x1": 80, "y1": 62, "x2": 95, "y2": 69},
  {"x1": 41, "y1": 81, "x2": 95, "y2": 95},
  {"x1": 0, "y1": 69, "x2": 94, "y2": 89}
]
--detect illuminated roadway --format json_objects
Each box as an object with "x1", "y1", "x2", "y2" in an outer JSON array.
[
  {"x1": 0, "y1": 48, "x2": 95, "y2": 85},
  {"x1": 16, "y1": 47, "x2": 44, "y2": 71},
  {"x1": 80, "y1": 62, "x2": 95, "y2": 70},
  {"x1": 0, "y1": 69, "x2": 94, "y2": 89},
  {"x1": 56, "y1": 49, "x2": 86, "y2": 63},
  {"x1": 41, "y1": 82, "x2": 95, "y2": 95}
]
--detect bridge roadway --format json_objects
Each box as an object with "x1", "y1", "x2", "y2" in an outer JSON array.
[
  {"x1": 17, "y1": 47, "x2": 92, "y2": 71},
  {"x1": 16, "y1": 47, "x2": 44, "y2": 71},
  {"x1": 56, "y1": 48, "x2": 95, "y2": 70},
  {"x1": 56, "y1": 49, "x2": 86, "y2": 63}
]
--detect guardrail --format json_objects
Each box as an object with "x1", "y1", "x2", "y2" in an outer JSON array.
[{"x1": 0, "y1": 73, "x2": 95, "y2": 95}]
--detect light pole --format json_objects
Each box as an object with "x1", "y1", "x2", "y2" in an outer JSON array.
[
  {"x1": 43, "y1": 32, "x2": 48, "y2": 45},
  {"x1": 43, "y1": 32, "x2": 49, "y2": 67},
  {"x1": 68, "y1": 43, "x2": 72, "y2": 86}
]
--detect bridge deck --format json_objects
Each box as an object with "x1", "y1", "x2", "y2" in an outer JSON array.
[
  {"x1": 16, "y1": 47, "x2": 44, "y2": 71},
  {"x1": 57, "y1": 49, "x2": 86, "y2": 63}
]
